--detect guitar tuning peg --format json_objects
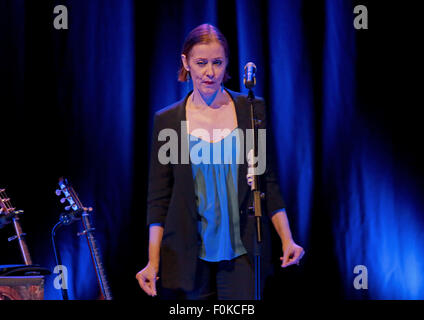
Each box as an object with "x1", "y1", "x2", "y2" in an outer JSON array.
[
  {"x1": 55, "y1": 189, "x2": 62, "y2": 196},
  {"x1": 60, "y1": 198, "x2": 66, "y2": 204}
]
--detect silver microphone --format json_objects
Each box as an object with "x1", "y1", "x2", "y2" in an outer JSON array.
[{"x1": 243, "y1": 62, "x2": 257, "y2": 89}]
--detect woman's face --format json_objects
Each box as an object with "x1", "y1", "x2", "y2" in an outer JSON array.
[{"x1": 182, "y1": 41, "x2": 228, "y2": 99}]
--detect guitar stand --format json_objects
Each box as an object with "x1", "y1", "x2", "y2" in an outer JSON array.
[{"x1": 51, "y1": 220, "x2": 69, "y2": 300}]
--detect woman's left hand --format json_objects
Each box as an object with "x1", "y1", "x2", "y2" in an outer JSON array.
[{"x1": 280, "y1": 240, "x2": 305, "y2": 268}]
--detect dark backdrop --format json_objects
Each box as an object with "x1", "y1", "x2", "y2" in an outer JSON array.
[{"x1": 1, "y1": 0, "x2": 423, "y2": 300}]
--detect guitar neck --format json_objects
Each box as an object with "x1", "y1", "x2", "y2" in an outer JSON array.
[
  {"x1": 12, "y1": 217, "x2": 33, "y2": 265},
  {"x1": 81, "y1": 212, "x2": 113, "y2": 300},
  {"x1": 0, "y1": 188, "x2": 32, "y2": 265},
  {"x1": 56, "y1": 179, "x2": 113, "y2": 300}
]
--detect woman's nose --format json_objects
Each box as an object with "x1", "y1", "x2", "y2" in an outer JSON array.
[{"x1": 205, "y1": 63, "x2": 214, "y2": 77}]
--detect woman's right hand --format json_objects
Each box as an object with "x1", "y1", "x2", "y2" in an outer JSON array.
[{"x1": 136, "y1": 262, "x2": 159, "y2": 297}]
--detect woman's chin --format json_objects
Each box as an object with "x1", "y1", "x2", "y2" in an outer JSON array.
[{"x1": 199, "y1": 86, "x2": 219, "y2": 96}]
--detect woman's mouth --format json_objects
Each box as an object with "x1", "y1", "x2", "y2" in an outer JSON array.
[{"x1": 203, "y1": 80, "x2": 215, "y2": 85}]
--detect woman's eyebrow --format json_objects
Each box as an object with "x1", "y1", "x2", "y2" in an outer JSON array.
[{"x1": 193, "y1": 57, "x2": 224, "y2": 60}]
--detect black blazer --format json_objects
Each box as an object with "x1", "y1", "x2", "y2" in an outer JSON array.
[{"x1": 147, "y1": 89, "x2": 285, "y2": 291}]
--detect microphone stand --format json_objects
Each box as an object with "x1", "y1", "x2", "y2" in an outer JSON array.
[
  {"x1": 247, "y1": 88, "x2": 264, "y2": 300},
  {"x1": 51, "y1": 211, "x2": 79, "y2": 300},
  {"x1": 51, "y1": 220, "x2": 69, "y2": 300}
]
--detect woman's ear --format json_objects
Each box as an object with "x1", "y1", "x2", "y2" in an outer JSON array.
[{"x1": 181, "y1": 54, "x2": 189, "y2": 71}]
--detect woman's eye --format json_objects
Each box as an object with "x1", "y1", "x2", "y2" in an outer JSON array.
[
  {"x1": 197, "y1": 61, "x2": 206, "y2": 65},
  {"x1": 214, "y1": 60, "x2": 222, "y2": 65}
]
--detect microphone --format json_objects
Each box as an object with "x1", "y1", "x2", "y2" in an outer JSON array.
[{"x1": 243, "y1": 62, "x2": 257, "y2": 89}]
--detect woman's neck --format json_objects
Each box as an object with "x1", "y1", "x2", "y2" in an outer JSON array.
[{"x1": 191, "y1": 86, "x2": 227, "y2": 109}]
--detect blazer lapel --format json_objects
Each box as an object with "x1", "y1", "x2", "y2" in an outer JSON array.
[{"x1": 176, "y1": 92, "x2": 198, "y2": 221}]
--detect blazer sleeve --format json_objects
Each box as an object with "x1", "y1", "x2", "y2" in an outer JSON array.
[
  {"x1": 255, "y1": 97, "x2": 286, "y2": 218},
  {"x1": 146, "y1": 112, "x2": 173, "y2": 226}
]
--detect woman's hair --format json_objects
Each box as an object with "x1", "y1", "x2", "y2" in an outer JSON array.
[{"x1": 178, "y1": 23, "x2": 231, "y2": 82}]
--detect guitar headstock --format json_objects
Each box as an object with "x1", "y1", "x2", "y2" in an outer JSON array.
[
  {"x1": 55, "y1": 177, "x2": 83, "y2": 212},
  {"x1": 0, "y1": 188, "x2": 15, "y2": 215},
  {"x1": 0, "y1": 188, "x2": 23, "y2": 228}
]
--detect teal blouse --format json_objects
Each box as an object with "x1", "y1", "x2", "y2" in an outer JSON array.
[{"x1": 189, "y1": 128, "x2": 247, "y2": 262}]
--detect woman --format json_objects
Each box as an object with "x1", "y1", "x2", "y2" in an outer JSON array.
[{"x1": 136, "y1": 24, "x2": 304, "y2": 300}]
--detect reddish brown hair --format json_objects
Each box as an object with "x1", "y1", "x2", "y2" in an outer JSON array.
[{"x1": 178, "y1": 23, "x2": 231, "y2": 82}]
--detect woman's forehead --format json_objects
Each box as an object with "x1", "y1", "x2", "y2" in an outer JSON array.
[{"x1": 189, "y1": 41, "x2": 226, "y2": 59}]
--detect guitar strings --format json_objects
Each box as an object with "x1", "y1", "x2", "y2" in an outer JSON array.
[{"x1": 0, "y1": 189, "x2": 15, "y2": 212}]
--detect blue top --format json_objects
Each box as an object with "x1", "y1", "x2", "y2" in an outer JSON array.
[{"x1": 189, "y1": 128, "x2": 247, "y2": 262}]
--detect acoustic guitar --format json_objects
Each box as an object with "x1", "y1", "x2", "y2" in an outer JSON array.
[
  {"x1": 55, "y1": 177, "x2": 112, "y2": 300},
  {"x1": 0, "y1": 188, "x2": 32, "y2": 266}
]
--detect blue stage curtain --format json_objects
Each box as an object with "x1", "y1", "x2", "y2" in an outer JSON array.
[
  {"x1": 324, "y1": 0, "x2": 424, "y2": 299},
  {"x1": 43, "y1": 0, "x2": 135, "y2": 299}
]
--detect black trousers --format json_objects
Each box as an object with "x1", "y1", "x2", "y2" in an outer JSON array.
[{"x1": 159, "y1": 254, "x2": 255, "y2": 300}]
